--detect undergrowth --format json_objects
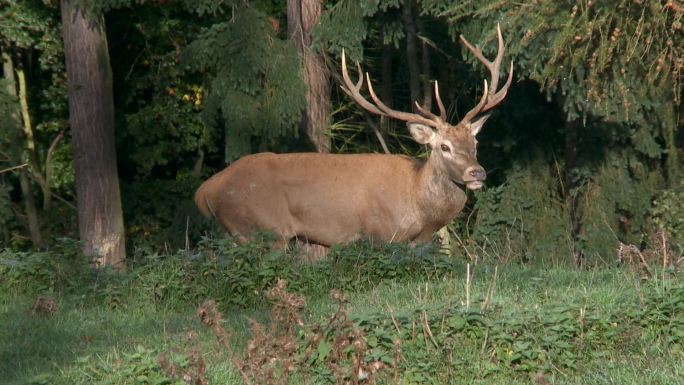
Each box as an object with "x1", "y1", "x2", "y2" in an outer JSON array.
[
  {"x1": 0, "y1": 236, "x2": 457, "y2": 309},
  {"x1": 54, "y1": 276, "x2": 684, "y2": 385},
  {"x1": 1, "y1": 237, "x2": 682, "y2": 384}
]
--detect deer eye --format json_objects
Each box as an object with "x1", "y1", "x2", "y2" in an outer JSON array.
[{"x1": 440, "y1": 144, "x2": 451, "y2": 152}]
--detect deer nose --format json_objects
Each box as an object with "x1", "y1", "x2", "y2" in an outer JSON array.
[{"x1": 468, "y1": 167, "x2": 486, "y2": 181}]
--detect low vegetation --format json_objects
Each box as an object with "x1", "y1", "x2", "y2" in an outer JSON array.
[{"x1": 1, "y1": 237, "x2": 682, "y2": 385}]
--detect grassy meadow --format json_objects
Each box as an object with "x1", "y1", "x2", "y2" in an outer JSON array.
[{"x1": 1, "y1": 238, "x2": 682, "y2": 385}]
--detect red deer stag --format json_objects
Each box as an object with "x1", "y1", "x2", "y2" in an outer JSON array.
[{"x1": 195, "y1": 25, "x2": 513, "y2": 250}]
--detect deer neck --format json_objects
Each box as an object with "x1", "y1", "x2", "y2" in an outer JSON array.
[{"x1": 415, "y1": 154, "x2": 468, "y2": 224}]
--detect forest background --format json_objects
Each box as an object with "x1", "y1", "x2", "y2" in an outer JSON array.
[{"x1": 0, "y1": 0, "x2": 683, "y2": 267}]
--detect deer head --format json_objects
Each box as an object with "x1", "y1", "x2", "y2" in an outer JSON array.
[{"x1": 341, "y1": 25, "x2": 513, "y2": 190}]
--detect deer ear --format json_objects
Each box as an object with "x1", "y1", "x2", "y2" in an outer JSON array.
[{"x1": 408, "y1": 123, "x2": 437, "y2": 144}]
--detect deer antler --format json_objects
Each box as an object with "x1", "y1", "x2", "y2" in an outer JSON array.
[
  {"x1": 414, "y1": 81, "x2": 448, "y2": 122},
  {"x1": 340, "y1": 50, "x2": 441, "y2": 128},
  {"x1": 340, "y1": 24, "x2": 512, "y2": 132},
  {"x1": 458, "y1": 24, "x2": 514, "y2": 125}
]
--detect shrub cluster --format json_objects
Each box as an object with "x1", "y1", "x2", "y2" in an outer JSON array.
[{"x1": 0, "y1": 237, "x2": 458, "y2": 308}]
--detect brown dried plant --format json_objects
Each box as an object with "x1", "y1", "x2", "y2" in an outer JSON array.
[
  {"x1": 651, "y1": 229, "x2": 681, "y2": 274},
  {"x1": 195, "y1": 280, "x2": 399, "y2": 385},
  {"x1": 617, "y1": 242, "x2": 652, "y2": 279},
  {"x1": 301, "y1": 289, "x2": 396, "y2": 385},
  {"x1": 618, "y1": 230, "x2": 682, "y2": 281},
  {"x1": 29, "y1": 296, "x2": 57, "y2": 317},
  {"x1": 158, "y1": 330, "x2": 208, "y2": 385},
  {"x1": 196, "y1": 299, "x2": 250, "y2": 384}
]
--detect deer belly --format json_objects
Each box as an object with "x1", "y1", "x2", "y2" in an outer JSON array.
[{"x1": 362, "y1": 210, "x2": 423, "y2": 243}]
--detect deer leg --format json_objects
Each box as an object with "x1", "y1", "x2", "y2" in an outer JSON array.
[
  {"x1": 298, "y1": 243, "x2": 329, "y2": 262},
  {"x1": 411, "y1": 229, "x2": 435, "y2": 245},
  {"x1": 269, "y1": 238, "x2": 290, "y2": 251}
]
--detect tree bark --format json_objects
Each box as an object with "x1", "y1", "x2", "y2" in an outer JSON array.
[
  {"x1": 61, "y1": 0, "x2": 126, "y2": 269},
  {"x1": 288, "y1": 0, "x2": 331, "y2": 152},
  {"x1": 3, "y1": 53, "x2": 43, "y2": 248},
  {"x1": 402, "y1": 0, "x2": 421, "y2": 108}
]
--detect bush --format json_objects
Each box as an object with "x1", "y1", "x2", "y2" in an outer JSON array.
[
  {"x1": 651, "y1": 180, "x2": 684, "y2": 255},
  {"x1": 470, "y1": 159, "x2": 570, "y2": 264},
  {"x1": 0, "y1": 236, "x2": 459, "y2": 309},
  {"x1": 0, "y1": 238, "x2": 95, "y2": 294}
]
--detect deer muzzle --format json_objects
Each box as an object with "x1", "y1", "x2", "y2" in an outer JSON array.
[{"x1": 464, "y1": 166, "x2": 486, "y2": 190}]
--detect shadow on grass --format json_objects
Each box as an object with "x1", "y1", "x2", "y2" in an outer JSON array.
[{"x1": 0, "y1": 296, "x2": 200, "y2": 385}]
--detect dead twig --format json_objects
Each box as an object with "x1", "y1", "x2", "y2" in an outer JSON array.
[{"x1": 0, "y1": 163, "x2": 27, "y2": 175}]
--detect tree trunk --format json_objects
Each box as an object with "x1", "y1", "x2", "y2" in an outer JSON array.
[
  {"x1": 17, "y1": 68, "x2": 54, "y2": 210},
  {"x1": 564, "y1": 117, "x2": 582, "y2": 267},
  {"x1": 416, "y1": 16, "x2": 432, "y2": 111},
  {"x1": 659, "y1": 101, "x2": 680, "y2": 186},
  {"x1": 61, "y1": 0, "x2": 126, "y2": 269},
  {"x1": 402, "y1": 0, "x2": 421, "y2": 108},
  {"x1": 17, "y1": 167, "x2": 42, "y2": 247},
  {"x1": 380, "y1": 39, "x2": 394, "y2": 108},
  {"x1": 378, "y1": 32, "x2": 394, "y2": 153},
  {"x1": 3, "y1": 53, "x2": 43, "y2": 248},
  {"x1": 288, "y1": 0, "x2": 331, "y2": 153}
]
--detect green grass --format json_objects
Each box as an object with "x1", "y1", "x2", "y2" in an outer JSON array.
[
  {"x1": 1, "y1": 241, "x2": 682, "y2": 384},
  {"x1": 2, "y1": 295, "x2": 187, "y2": 383}
]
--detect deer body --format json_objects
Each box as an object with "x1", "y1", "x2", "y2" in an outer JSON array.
[
  {"x1": 196, "y1": 25, "x2": 512, "y2": 250},
  {"x1": 195, "y1": 151, "x2": 468, "y2": 247}
]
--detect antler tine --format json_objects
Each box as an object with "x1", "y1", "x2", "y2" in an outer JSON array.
[
  {"x1": 485, "y1": 61, "x2": 514, "y2": 108},
  {"x1": 340, "y1": 49, "x2": 383, "y2": 115},
  {"x1": 459, "y1": 24, "x2": 504, "y2": 93},
  {"x1": 491, "y1": 24, "x2": 505, "y2": 92},
  {"x1": 413, "y1": 82, "x2": 447, "y2": 123},
  {"x1": 478, "y1": 25, "x2": 514, "y2": 113},
  {"x1": 434, "y1": 81, "x2": 447, "y2": 121},
  {"x1": 414, "y1": 101, "x2": 438, "y2": 121},
  {"x1": 461, "y1": 80, "x2": 489, "y2": 124},
  {"x1": 458, "y1": 24, "x2": 513, "y2": 126},
  {"x1": 365, "y1": 73, "x2": 437, "y2": 127},
  {"x1": 341, "y1": 49, "x2": 436, "y2": 127}
]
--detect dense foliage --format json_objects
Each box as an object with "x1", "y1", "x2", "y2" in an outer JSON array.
[{"x1": 431, "y1": 0, "x2": 683, "y2": 264}]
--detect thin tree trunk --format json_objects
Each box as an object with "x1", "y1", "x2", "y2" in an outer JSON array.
[
  {"x1": 380, "y1": 39, "x2": 394, "y2": 108},
  {"x1": 402, "y1": 0, "x2": 420, "y2": 108},
  {"x1": 659, "y1": 101, "x2": 680, "y2": 186},
  {"x1": 2, "y1": 53, "x2": 43, "y2": 248},
  {"x1": 192, "y1": 146, "x2": 205, "y2": 178},
  {"x1": 0, "y1": 179, "x2": 9, "y2": 244},
  {"x1": 44, "y1": 128, "x2": 66, "y2": 208},
  {"x1": 17, "y1": 68, "x2": 53, "y2": 210},
  {"x1": 17, "y1": 168, "x2": 42, "y2": 247},
  {"x1": 564, "y1": 117, "x2": 582, "y2": 267},
  {"x1": 61, "y1": 0, "x2": 126, "y2": 269},
  {"x1": 378, "y1": 33, "x2": 394, "y2": 153},
  {"x1": 288, "y1": 0, "x2": 331, "y2": 153},
  {"x1": 416, "y1": 17, "x2": 432, "y2": 111}
]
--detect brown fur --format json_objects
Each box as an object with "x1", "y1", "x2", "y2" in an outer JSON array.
[{"x1": 195, "y1": 149, "x2": 475, "y2": 249}]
